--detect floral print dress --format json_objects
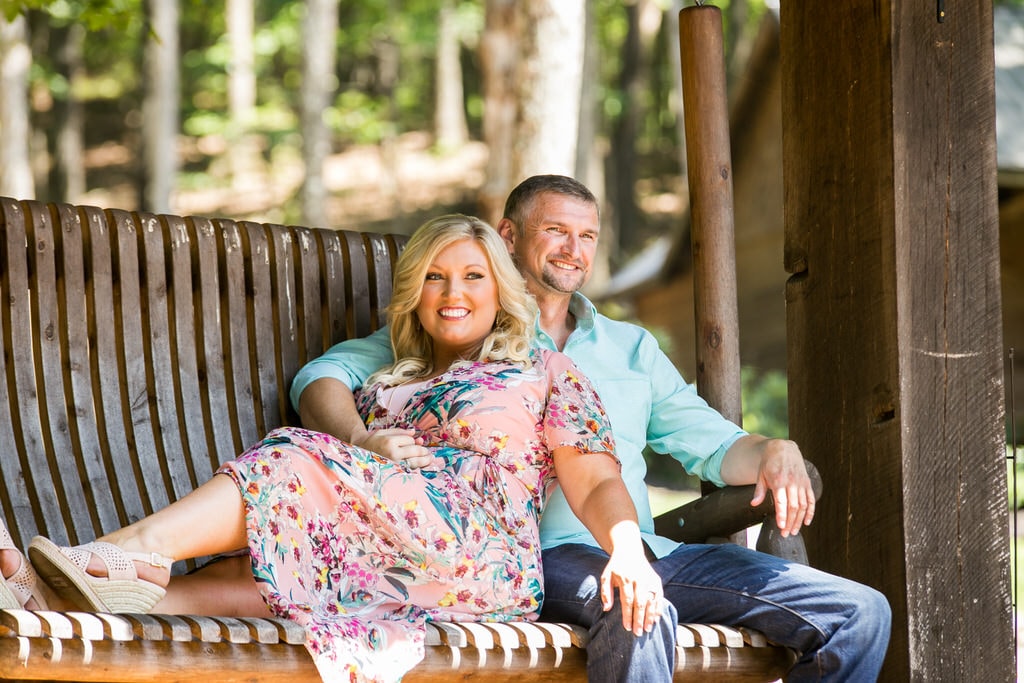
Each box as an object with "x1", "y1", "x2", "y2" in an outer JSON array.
[{"x1": 217, "y1": 349, "x2": 616, "y2": 682}]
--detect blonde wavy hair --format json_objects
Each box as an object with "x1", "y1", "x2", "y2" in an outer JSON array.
[{"x1": 369, "y1": 214, "x2": 537, "y2": 386}]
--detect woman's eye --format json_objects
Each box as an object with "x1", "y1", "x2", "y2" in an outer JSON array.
[
  {"x1": 466, "y1": 272, "x2": 485, "y2": 280},
  {"x1": 425, "y1": 272, "x2": 443, "y2": 281}
]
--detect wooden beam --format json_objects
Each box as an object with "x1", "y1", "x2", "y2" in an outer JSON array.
[
  {"x1": 678, "y1": 5, "x2": 742, "y2": 426},
  {"x1": 780, "y1": 1, "x2": 1012, "y2": 680}
]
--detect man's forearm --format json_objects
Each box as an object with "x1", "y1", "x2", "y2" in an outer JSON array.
[{"x1": 297, "y1": 377, "x2": 367, "y2": 442}]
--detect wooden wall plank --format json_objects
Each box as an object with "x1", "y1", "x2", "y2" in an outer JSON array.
[
  {"x1": 891, "y1": 1, "x2": 1010, "y2": 677},
  {"x1": 780, "y1": 1, "x2": 1012, "y2": 680}
]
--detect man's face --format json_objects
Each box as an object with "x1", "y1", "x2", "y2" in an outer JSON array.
[{"x1": 501, "y1": 193, "x2": 600, "y2": 296}]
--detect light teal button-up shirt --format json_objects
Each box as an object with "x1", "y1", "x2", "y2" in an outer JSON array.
[{"x1": 289, "y1": 293, "x2": 745, "y2": 559}]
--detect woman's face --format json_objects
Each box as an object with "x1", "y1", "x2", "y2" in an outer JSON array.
[{"x1": 416, "y1": 238, "x2": 500, "y2": 366}]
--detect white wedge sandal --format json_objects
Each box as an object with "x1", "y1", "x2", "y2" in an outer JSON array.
[
  {"x1": 0, "y1": 520, "x2": 47, "y2": 610},
  {"x1": 28, "y1": 536, "x2": 171, "y2": 613}
]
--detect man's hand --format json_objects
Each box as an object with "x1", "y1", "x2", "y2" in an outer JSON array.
[
  {"x1": 354, "y1": 428, "x2": 433, "y2": 470},
  {"x1": 721, "y1": 435, "x2": 815, "y2": 537},
  {"x1": 750, "y1": 438, "x2": 815, "y2": 536}
]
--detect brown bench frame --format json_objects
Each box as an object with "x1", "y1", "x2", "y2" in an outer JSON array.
[{"x1": 0, "y1": 197, "x2": 804, "y2": 681}]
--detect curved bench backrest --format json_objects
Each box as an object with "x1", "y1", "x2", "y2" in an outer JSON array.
[{"x1": 0, "y1": 197, "x2": 405, "y2": 552}]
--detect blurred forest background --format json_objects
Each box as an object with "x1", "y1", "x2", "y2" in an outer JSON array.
[
  {"x1": 0, "y1": 0, "x2": 1020, "y2": 486},
  {"x1": 0, "y1": 0, "x2": 781, "y2": 278}
]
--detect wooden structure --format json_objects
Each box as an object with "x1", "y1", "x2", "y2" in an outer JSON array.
[
  {"x1": 611, "y1": 5, "x2": 1012, "y2": 679},
  {"x1": 780, "y1": 2, "x2": 1012, "y2": 681},
  {"x1": 0, "y1": 197, "x2": 807, "y2": 681}
]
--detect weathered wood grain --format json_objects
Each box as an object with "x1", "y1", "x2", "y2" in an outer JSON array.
[{"x1": 780, "y1": 1, "x2": 1012, "y2": 680}]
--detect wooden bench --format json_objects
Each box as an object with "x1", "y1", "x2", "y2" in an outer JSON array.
[{"x1": 0, "y1": 197, "x2": 801, "y2": 681}]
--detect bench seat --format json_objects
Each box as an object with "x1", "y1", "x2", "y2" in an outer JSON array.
[
  {"x1": 0, "y1": 197, "x2": 800, "y2": 681},
  {"x1": 0, "y1": 609, "x2": 795, "y2": 681}
]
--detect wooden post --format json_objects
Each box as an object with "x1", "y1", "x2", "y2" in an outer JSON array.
[
  {"x1": 678, "y1": 4, "x2": 812, "y2": 560},
  {"x1": 780, "y1": 2, "x2": 1012, "y2": 680},
  {"x1": 678, "y1": 5, "x2": 741, "y2": 426}
]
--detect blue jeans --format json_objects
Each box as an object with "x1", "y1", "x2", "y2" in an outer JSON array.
[{"x1": 540, "y1": 543, "x2": 891, "y2": 682}]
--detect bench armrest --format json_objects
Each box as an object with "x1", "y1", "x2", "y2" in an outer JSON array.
[{"x1": 652, "y1": 461, "x2": 823, "y2": 564}]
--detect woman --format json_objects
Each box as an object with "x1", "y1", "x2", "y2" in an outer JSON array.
[{"x1": 5, "y1": 215, "x2": 662, "y2": 682}]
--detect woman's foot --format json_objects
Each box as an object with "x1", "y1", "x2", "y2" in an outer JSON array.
[
  {"x1": 0, "y1": 521, "x2": 47, "y2": 610},
  {"x1": 27, "y1": 537, "x2": 172, "y2": 613}
]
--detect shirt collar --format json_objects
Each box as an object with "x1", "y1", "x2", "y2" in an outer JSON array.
[
  {"x1": 531, "y1": 292, "x2": 597, "y2": 348},
  {"x1": 567, "y1": 292, "x2": 596, "y2": 334}
]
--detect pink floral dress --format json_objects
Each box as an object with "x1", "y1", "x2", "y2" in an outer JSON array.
[{"x1": 217, "y1": 349, "x2": 616, "y2": 682}]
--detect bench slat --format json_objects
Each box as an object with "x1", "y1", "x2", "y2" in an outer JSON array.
[
  {"x1": 141, "y1": 213, "x2": 198, "y2": 506},
  {"x1": 165, "y1": 214, "x2": 220, "y2": 488},
  {"x1": 35, "y1": 203, "x2": 111, "y2": 544},
  {"x1": 82, "y1": 205, "x2": 149, "y2": 534},
  {"x1": 57, "y1": 203, "x2": 125, "y2": 536},
  {"x1": 2, "y1": 200, "x2": 67, "y2": 546}
]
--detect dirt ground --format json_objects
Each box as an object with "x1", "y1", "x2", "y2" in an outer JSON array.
[{"x1": 77, "y1": 132, "x2": 490, "y2": 235}]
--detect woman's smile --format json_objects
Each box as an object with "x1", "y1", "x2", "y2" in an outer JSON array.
[{"x1": 416, "y1": 238, "x2": 500, "y2": 367}]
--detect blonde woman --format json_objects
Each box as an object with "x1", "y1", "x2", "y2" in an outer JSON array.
[{"x1": 14, "y1": 215, "x2": 661, "y2": 683}]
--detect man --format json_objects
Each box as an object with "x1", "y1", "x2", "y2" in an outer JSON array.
[{"x1": 291, "y1": 175, "x2": 891, "y2": 681}]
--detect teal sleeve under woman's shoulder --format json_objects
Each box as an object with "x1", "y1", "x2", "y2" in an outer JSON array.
[{"x1": 288, "y1": 326, "x2": 395, "y2": 412}]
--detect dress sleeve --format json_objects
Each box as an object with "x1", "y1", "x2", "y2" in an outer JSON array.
[{"x1": 540, "y1": 351, "x2": 617, "y2": 461}]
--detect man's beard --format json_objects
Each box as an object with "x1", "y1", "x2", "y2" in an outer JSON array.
[{"x1": 541, "y1": 266, "x2": 585, "y2": 294}]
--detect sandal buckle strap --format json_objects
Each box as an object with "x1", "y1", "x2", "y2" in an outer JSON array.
[{"x1": 145, "y1": 552, "x2": 171, "y2": 569}]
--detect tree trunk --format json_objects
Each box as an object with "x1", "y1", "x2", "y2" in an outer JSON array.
[
  {"x1": 577, "y1": 1, "x2": 610, "y2": 292},
  {"x1": 511, "y1": 0, "x2": 585, "y2": 182},
  {"x1": 434, "y1": 0, "x2": 468, "y2": 152},
  {"x1": 725, "y1": 0, "x2": 751, "y2": 86},
  {"x1": 0, "y1": 14, "x2": 34, "y2": 199},
  {"x1": 478, "y1": 0, "x2": 518, "y2": 226},
  {"x1": 299, "y1": 0, "x2": 339, "y2": 228},
  {"x1": 609, "y1": 0, "x2": 661, "y2": 256},
  {"x1": 667, "y1": 0, "x2": 688, "y2": 195},
  {"x1": 227, "y1": 0, "x2": 261, "y2": 190},
  {"x1": 53, "y1": 22, "x2": 86, "y2": 202},
  {"x1": 142, "y1": 0, "x2": 180, "y2": 213},
  {"x1": 575, "y1": 0, "x2": 601, "y2": 192}
]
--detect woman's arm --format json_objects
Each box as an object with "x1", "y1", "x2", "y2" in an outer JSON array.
[
  {"x1": 552, "y1": 445, "x2": 664, "y2": 636},
  {"x1": 298, "y1": 378, "x2": 431, "y2": 468}
]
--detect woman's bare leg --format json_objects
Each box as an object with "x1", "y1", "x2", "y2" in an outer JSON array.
[
  {"x1": 156, "y1": 554, "x2": 270, "y2": 616},
  {"x1": 84, "y1": 474, "x2": 248, "y2": 588}
]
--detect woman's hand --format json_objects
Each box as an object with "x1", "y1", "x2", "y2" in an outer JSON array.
[
  {"x1": 601, "y1": 547, "x2": 665, "y2": 636},
  {"x1": 552, "y1": 446, "x2": 664, "y2": 635},
  {"x1": 354, "y1": 428, "x2": 432, "y2": 469}
]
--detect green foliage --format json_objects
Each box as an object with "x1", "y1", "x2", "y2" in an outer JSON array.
[
  {"x1": 1009, "y1": 444, "x2": 1024, "y2": 510},
  {"x1": 2, "y1": 0, "x2": 137, "y2": 28},
  {"x1": 741, "y1": 367, "x2": 789, "y2": 438}
]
